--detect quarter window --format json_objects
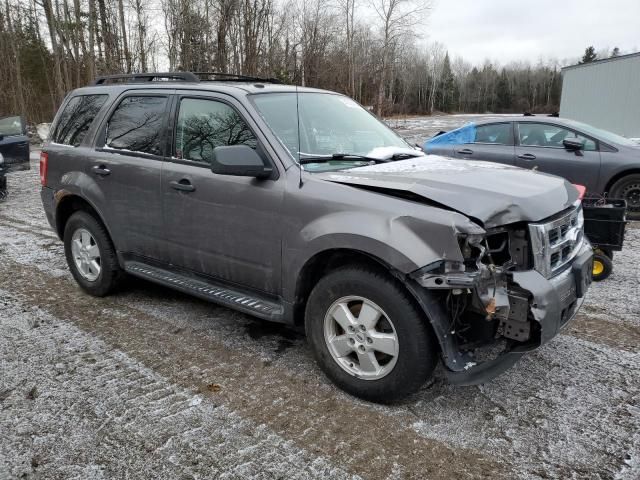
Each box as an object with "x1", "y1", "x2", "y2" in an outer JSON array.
[
  {"x1": 473, "y1": 123, "x2": 513, "y2": 145},
  {"x1": 518, "y1": 123, "x2": 597, "y2": 151},
  {"x1": 175, "y1": 98, "x2": 258, "y2": 164},
  {"x1": 52, "y1": 95, "x2": 108, "y2": 146},
  {"x1": 106, "y1": 96, "x2": 167, "y2": 155}
]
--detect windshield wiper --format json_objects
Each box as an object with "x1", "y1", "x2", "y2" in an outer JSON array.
[{"x1": 298, "y1": 153, "x2": 390, "y2": 165}]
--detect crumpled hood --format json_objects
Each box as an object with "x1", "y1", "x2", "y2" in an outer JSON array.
[{"x1": 316, "y1": 156, "x2": 578, "y2": 228}]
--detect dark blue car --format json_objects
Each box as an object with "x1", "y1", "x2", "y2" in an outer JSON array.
[{"x1": 0, "y1": 115, "x2": 30, "y2": 192}]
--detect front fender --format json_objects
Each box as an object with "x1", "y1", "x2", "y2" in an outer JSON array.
[{"x1": 283, "y1": 208, "x2": 481, "y2": 301}]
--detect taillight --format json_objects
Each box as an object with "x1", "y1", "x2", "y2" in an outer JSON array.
[
  {"x1": 573, "y1": 184, "x2": 586, "y2": 200},
  {"x1": 40, "y1": 151, "x2": 48, "y2": 186}
]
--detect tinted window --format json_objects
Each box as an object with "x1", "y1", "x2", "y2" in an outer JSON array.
[
  {"x1": 175, "y1": 98, "x2": 257, "y2": 164},
  {"x1": 518, "y1": 123, "x2": 597, "y2": 151},
  {"x1": 52, "y1": 95, "x2": 108, "y2": 146},
  {"x1": 0, "y1": 116, "x2": 24, "y2": 137},
  {"x1": 106, "y1": 96, "x2": 167, "y2": 155},
  {"x1": 473, "y1": 123, "x2": 512, "y2": 145}
]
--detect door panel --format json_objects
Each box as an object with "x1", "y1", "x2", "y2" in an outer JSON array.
[
  {"x1": 162, "y1": 95, "x2": 284, "y2": 294},
  {"x1": 452, "y1": 122, "x2": 516, "y2": 165},
  {"x1": 90, "y1": 93, "x2": 170, "y2": 259},
  {"x1": 162, "y1": 164, "x2": 283, "y2": 293},
  {"x1": 515, "y1": 122, "x2": 601, "y2": 192}
]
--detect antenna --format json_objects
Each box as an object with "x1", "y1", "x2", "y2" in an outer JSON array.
[{"x1": 296, "y1": 84, "x2": 303, "y2": 188}]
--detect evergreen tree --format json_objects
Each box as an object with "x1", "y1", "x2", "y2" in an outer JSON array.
[
  {"x1": 496, "y1": 69, "x2": 511, "y2": 112},
  {"x1": 580, "y1": 46, "x2": 597, "y2": 63},
  {"x1": 438, "y1": 53, "x2": 457, "y2": 112},
  {"x1": 611, "y1": 47, "x2": 620, "y2": 57}
]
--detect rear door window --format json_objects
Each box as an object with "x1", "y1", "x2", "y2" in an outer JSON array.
[
  {"x1": 51, "y1": 95, "x2": 108, "y2": 146},
  {"x1": 473, "y1": 123, "x2": 513, "y2": 145},
  {"x1": 174, "y1": 98, "x2": 257, "y2": 165},
  {"x1": 106, "y1": 96, "x2": 168, "y2": 155}
]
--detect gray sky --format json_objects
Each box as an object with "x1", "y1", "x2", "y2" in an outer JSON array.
[{"x1": 424, "y1": 0, "x2": 640, "y2": 66}]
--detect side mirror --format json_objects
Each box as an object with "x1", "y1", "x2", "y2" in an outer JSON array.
[
  {"x1": 563, "y1": 138, "x2": 584, "y2": 151},
  {"x1": 211, "y1": 145, "x2": 272, "y2": 179}
]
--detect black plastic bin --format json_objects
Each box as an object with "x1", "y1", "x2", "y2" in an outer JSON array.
[{"x1": 582, "y1": 198, "x2": 627, "y2": 252}]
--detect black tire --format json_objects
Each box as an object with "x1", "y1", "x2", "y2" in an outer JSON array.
[
  {"x1": 610, "y1": 174, "x2": 640, "y2": 219},
  {"x1": 305, "y1": 266, "x2": 437, "y2": 403},
  {"x1": 63, "y1": 211, "x2": 123, "y2": 296},
  {"x1": 592, "y1": 251, "x2": 613, "y2": 282}
]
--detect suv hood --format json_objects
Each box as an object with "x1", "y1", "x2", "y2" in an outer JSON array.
[{"x1": 316, "y1": 156, "x2": 578, "y2": 228}]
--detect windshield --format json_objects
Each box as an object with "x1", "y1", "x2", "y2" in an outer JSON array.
[
  {"x1": 564, "y1": 119, "x2": 638, "y2": 147},
  {"x1": 0, "y1": 116, "x2": 24, "y2": 137},
  {"x1": 251, "y1": 92, "x2": 410, "y2": 171}
]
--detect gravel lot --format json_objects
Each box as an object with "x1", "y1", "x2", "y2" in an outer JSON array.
[{"x1": 1, "y1": 119, "x2": 639, "y2": 479}]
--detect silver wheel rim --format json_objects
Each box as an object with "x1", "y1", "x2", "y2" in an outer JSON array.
[
  {"x1": 323, "y1": 296, "x2": 399, "y2": 380},
  {"x1": 71, "y1": 228, "x2": 101, "y2": 282}
]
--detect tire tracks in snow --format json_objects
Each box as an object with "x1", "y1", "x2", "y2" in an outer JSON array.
[{"x1": 0, "y1": 258, "x2": 508, "y2": 479}]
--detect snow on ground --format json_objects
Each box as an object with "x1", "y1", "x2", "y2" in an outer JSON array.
[
  {"x1": 0, "y1": 292, "x2": 357, "y2": 480},
  {"x1": 1, "y1": 137, "x2": 639, "y2": 479}
]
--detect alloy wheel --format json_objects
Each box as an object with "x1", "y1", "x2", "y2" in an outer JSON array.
[
  {"x1": 323, "y1": 296, "x2": 399, "y2": 380},
  {"x1": 71, "y1": 228, "x2": 101, "y2": 281}
]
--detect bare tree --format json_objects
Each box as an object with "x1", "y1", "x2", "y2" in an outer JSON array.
[{"x1": 370, "y1": 0, "x2": 431, "y2": 115}]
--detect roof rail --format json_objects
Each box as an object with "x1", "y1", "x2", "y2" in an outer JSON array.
[
  {"x1": 193, "y1": 72, "x2": 281, "y2": 84},
  {"x1": 92, "y1": 72, "x2": 200, "y2": 85}
]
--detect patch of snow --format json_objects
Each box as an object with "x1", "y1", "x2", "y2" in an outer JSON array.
[
  {"x1": 349, "y1": 155, "x2": 513, "y2": 174},
  {"x1": 36, "y1": 123, "x2": 50, "y2": 141}
]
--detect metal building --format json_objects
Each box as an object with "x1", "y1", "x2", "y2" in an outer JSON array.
[{"x1": 560, "y1": 52, "x2": 640, "y2": 138}]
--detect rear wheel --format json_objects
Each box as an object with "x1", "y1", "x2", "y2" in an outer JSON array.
[
  {"x1": 610, "y1": 174, "x2": 640, "y2": 218},
  {"x1": 64, "y1": 211, "x2": 123, "y2": 296},
  {"x1": 305, "y1": 266, "x2": 437, "y2": 403}
]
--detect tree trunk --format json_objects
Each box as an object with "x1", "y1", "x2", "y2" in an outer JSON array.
[
  {"x1": 42, "y1": 0, "x2": 65, "y2": 103},
  {"x1": 117, "y1": 0, "x2": 131, "y2": 72}
]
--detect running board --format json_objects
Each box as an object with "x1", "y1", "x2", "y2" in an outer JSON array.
[{"x1": 124, "y1": 261, "x2": 284, "y2": 321}]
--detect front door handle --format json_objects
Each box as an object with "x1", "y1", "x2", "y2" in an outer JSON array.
[
  {"x1": 517, "y1": 153, "x2": 537, "y2": 161},
  {"x1": 170, "y1": 179, "x2": 196, "y2": 192},
  {"x1": 456, "y1": 148, "x2": 474, "y2": 155},
  {"x1": 92, "y1": 165, "x2": 111, "y2": 176}
]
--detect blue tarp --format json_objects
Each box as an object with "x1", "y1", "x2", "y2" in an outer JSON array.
[{"x1": 423, "y1": 123, "x2": 476, "y2": 152}]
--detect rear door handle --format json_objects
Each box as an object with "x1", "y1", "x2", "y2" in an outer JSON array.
[
  {"x1": 456, "y1": 148, "x2": 474, "y2": 155},
  {"x1": 170, "y1": 179, "x2": 195, "y2": 192},
  {"x1": 92, "y1": 165, "x2": 111, "y2": 176},
  {"x1": 517, "y1": 153, "x2": 537, "y2": 161}
]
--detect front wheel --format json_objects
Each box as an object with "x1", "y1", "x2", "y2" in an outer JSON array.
[{"x1": 305, "y1": 266, "x2": 437, "y2": 403}]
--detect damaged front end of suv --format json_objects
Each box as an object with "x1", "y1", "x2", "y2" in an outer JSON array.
[{"x1": 408, "y1": 202, "x2": 592, "y2": 384}]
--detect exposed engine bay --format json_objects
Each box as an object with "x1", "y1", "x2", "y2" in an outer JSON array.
[{"x1": 412, "y1": 226, "x2": 539, "y2": 354}]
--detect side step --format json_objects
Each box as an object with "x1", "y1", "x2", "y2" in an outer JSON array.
[{"x1": 124, "y1": 261, "x2": 284, "y2": 321}]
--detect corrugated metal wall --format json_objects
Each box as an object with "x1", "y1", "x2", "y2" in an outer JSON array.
[{"x1": 560, "y1": 53, "x2": 640, "y2": 138}]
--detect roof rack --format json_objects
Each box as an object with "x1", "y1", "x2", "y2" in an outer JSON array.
[
  {"x1": 91, "y1": 71, "x2": 282, "y2": 86},
  {"x1": 92, "y1": 72, "x2": 200, "y2": 85},
  {"x1": 193, "y1": 72, "x2": 281, "y2": 84}
]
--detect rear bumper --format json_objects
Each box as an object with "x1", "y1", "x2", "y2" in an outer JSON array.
[
  {"x1": 40, "y1": 186, "x2": 57, "y2": 232},
  {"x1": 444, "y1": 241, "x2": 593, "y2": 386}
]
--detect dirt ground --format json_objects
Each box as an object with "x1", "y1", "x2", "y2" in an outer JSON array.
[{"x1": 0, "y1": 123, "x2": 639, "y2": 479}]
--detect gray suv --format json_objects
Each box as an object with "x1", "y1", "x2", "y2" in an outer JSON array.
[{"x1": 41, "y1": 73, "x2": 593, "y2": 403}]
